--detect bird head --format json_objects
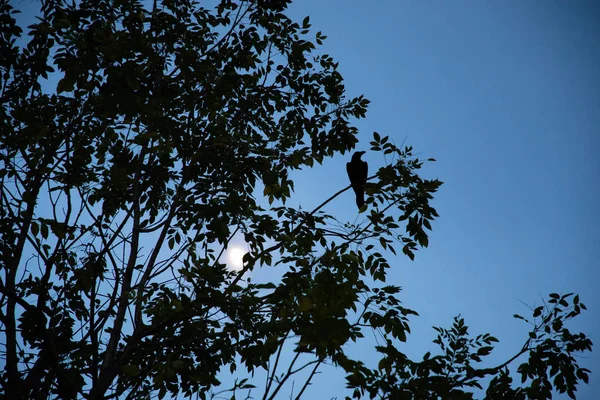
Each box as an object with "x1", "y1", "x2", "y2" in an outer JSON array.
[{"x1": 352, "y1": 151, "x2": 366, "y2": 161}]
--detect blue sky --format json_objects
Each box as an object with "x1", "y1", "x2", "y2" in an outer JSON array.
[
  {"x1": 281, "y1": 1, "x2": 599, "y2": 398},
  {"x1": 9, "y1": 1, "x2": 599, "y2": 399}
]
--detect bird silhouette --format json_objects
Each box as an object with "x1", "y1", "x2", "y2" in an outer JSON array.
[{"x1": 346, "y1": 151, "x2": 368, "y2": 209}]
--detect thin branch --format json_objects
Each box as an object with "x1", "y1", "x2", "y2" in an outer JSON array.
[
  {"x1": 266, "y1": 352, "x2": 301, "y2": 400},
  {"x1": 294, "y1": 357, "x2": 324, "y2": 400}
]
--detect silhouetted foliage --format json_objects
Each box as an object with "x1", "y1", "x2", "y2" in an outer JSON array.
[{"x1": 0, "y1": 1, "x2": 592, "y2": 399}]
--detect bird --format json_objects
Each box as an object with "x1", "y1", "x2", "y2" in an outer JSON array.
[{"x1": 346, "y1": 151, "x2": 368, "y2": 209}]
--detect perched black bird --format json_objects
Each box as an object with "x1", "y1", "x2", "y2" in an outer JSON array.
[{"x1": 346, "y1": 151, "x2": 368, "y2": 209}]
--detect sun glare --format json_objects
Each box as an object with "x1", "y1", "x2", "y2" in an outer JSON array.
[{"x1": 227, "y1": 246, "x2": 247, "y2": 271}]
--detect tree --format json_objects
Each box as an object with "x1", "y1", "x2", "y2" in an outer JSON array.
[{"x1": 0, "y1": 1, "x2": 592, "y2": 399}]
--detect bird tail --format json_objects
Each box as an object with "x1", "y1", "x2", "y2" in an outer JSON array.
[{"x1": 355, "y1": 193, "x2": 365, "y2": 209}]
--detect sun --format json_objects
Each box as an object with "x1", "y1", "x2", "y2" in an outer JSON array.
[{"x1": 227, "y1": 246, "x2": 247, "y2": 271}]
